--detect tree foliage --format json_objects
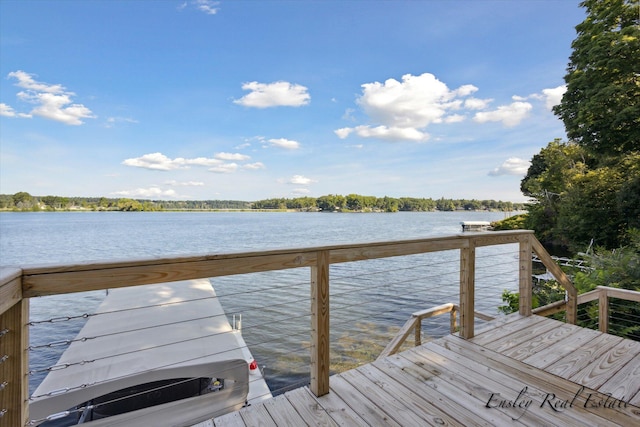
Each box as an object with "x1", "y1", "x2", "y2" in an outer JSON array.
[
  {"x1": 553, "y1": 0, "x2": 640, "y2": 156},
  {"x1": 524, "y1": 0, "x2": 640, "y2": 251}
]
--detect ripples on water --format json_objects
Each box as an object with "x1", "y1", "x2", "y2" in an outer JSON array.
[{"x1": 0, "y1": 211, "x2": 519, "y2": 395}]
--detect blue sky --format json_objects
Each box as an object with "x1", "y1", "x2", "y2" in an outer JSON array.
[{"x1": 0, "y1": 0, "x2": 586, "y2": 202}]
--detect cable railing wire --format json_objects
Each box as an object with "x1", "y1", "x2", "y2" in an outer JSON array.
[{"x1": 25, "y1": 246, "x2": 526, "y2": 423}]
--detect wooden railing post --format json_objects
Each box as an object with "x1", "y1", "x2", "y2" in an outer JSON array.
[
  {"x1": 310, "y1": 250, "x2": 330, "y2": 397},
  {"x1": 459, "y1": 238, "x2": 475, "y2": 339},
  {"x1": 0, "y1": 269, "x2": 29, "y2": 427},
  {"x1": 0, "y1": 301, "x2": 29, "y2": 427},
  {"x1": 530, "y1": 237, "x2": 578, "y2": 324},
  {"x1": 450, "y1": 305, "x2": 458, "y2": 334},
  {"x1": 598, "y1": 287, "x2": 609, "y2": 333},
  {"x1": 519, "y1": 234, "x2": 533, "y2": 316}
]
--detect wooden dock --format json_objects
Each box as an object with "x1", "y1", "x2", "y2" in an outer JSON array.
[{"x1": 213, "y1": 314, "x2": 640, "y2": 426}]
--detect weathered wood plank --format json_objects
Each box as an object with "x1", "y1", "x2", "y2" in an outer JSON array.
[
  {"x1": 329, "y1": 374, "x2": 401, "y2": 426},
  {"x1": 341, "y1": 369, "x2": 430, "y2": 427},
  {"x1": 239, "y1": 402, "x2": 277, "y2": 427},
  {"x1": 502, "y1": 323, "x2": 577, "y2": 361},
  {"x1": 310, "y1": 386, "x2": 369, "y2": 427},
  {"x1": 522, "y1": 327, "x2": 602, "y2": 369},
  {"x1": 470, "y1": 315, "x2": 548, "y2": 347},
  {"x1": 213, "y1": 410, "x2": 246, "y2": 427},
  {"x1": 375, "y1": 355, "x2": 499, "y2": 426},
  {"x1": 358, "y1": 362, "x2": 466, "y2": 426},
  {"x1": 423, "y1": 340, "x2": 618, "y2": 427},
  {"x1": 598, "y1": 353, "x2": 640, "y2": 405},
  {"x1": 284, "y1": 387, "x2": 339, "y2": 427},
  {"x1": 568, "y1": 338, "x2": 640, "y2": 390},
  {"x1": 472, "y1": 312, "x2": 527, "y2": 336},
  {"x1": 384, "y1": 352, "x2": 521, "y2": 426},
  {"x1": 0, "y1": 267, "x2": 22, "y2": 315},
  {"x1": 262, "y1": 394, "x2": 306, "y2": 427},
  {"x1": 546, "y1": 333, "x2": 624, "y2": 379},
  {"x1": 483, "y1": 317, "x2": 560, "y2": 354},
  {"x1": 439, "y1": 335, "x2": 640, "y2": 426}
]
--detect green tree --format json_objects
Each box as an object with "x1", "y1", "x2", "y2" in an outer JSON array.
[
  {"x1": 12, "y1": 192, "x2": 34, "y2": 210},
  {"x1": 553, "y1": 0, "x2": 640, "y2": 157}
]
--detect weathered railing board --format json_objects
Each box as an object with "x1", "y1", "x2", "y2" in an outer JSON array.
[
  {"x1": 468, "y1": 230, "x2": 531, "y2": 247},
  {"x1": 518, "y1": 235, "x2": 533, "y2": 317},
  {"x1": 531, "y1": 237, "x2": 577, "y2": 323},
  {"x1": 0, "y1": 299, "x2": 29, "y2": 427},
  {"x1": 0, "y1": 229, "x2": 601, "y2": 424},
  {"x1": 21, "y1": 252, "x2": 318, "y2": 298},
  {"x1": 459, "y1": 241, "x2": 476, "y2": 339},
  {"x1": 310, "y1": 250, "x2": 330, "y2": 397},
  {"x1": 328, "y1": 238, "x2": 466, "y2": 263},
  {"x1": 0, "y1": 268, "x2": 22, "y2": 315}
]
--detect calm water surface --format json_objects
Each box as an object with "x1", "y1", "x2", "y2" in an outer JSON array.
[{"x1": 1, "y1": 211, "x2": 519, "y2": 397}]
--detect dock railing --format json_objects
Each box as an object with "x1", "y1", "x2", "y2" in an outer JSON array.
[{"x1": 0, "y1": 230, "x2": 584, "y2": 426}]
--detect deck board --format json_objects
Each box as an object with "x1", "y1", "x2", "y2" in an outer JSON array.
[{"x1": 214, "y1": 315, "x2": 640, "y2": 426}]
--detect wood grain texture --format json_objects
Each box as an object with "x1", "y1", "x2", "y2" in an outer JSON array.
[
  {"x1": 217, "y1": 315, "x2": 640, "y2": 427},
  {"x1": 0, "y1": 268, "x2": 21, "y2": 315}
]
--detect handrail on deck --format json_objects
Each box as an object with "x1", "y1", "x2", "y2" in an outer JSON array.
[
  {"x1": 377, "y1": 303, "x2": 496, "y2": 359},
  {"x1": 0, "y1": 230, "x2": 578, "y2": 425}
]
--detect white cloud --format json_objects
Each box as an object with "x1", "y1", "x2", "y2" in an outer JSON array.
[
  {"x1": 540, "y1": 85, "x2": 566, "y2": 110},
  {"x1": 179, "y1": 0, "x2": 219, "y2": 15},
  {"x1": 488, "y1": 157, "x2": 530, "y2": 176},
  {"x1": 292, "y1": 188, "x2": 311, "y2": 195},
  {"x1": 244, "y1": 162, "x2": 265, "y2": 170},
  {"x1": 336, "y1": 73, "x2": 485, "y2": 142},
  {"x1": 122, "y1": 152, "x2": 223, "y2": 170},
  {"x1": 289, "y1": 175, "x2": 316, "y2": 185},
  {"x1": 347, "y1": 125, "x2": 430, "y2": 142},
  {"x1": 112, "y1": 187, "x2": 179, "y2": 198},
  {"x1": 444, "y1": 114, "x2": 465, "y2": 124},
  {"x1": 6, "y1": 70, "x2": 95, "y2": 125},
  {"x1": 165, "y1": 180, "x2": 205, "y2": 186},
  {"x1": 215, "y1": 152, "x2": 250, "y2": 161},
  {"x1": 357, "y1": 73, "x2": 462, "y2": 128},
  {"x1": 0, "y1": 103, "x2": 31, "y2": 118},
  {"x1": 464, "y1": 97, "x2": 492, "y2": 110},
  {"x1": 209, "y1": 163, "x2": 238, "y2": 173},
  {"x1": 334, "y1": 128, "x2": 353, "y2": 139},
  {"x1": 234, "y1": 81, "x2": 310, "y2": 108},
  {"x1": 105, "y1": 116, "x2": 138, "y2": 128},
  {"x1": 194, "y1": 0, "x2": 220, "y2": 15},
  {"x1": 123, "y1": 153, "x2": 182, "y2": 170},
  {"x1": 269, "y1": 138, "x2": 300, "y2": 149},
  {"x1": 122, "y1": 152, "x2": 260, "y2": 172},
  {"x1": 473, "y1": 101, "x2": 532, "y2": 127}
]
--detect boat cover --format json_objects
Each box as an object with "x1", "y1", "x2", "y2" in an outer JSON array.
[{"x1": 29, "y1": 279, "x2": 249, "y2": 426}]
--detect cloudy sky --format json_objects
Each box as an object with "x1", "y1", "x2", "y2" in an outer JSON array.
[{"x1": 0, "y1": 0, "x2": 585, "y2": 202}]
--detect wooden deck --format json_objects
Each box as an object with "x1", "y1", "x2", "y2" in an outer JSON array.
[{"x1": 213, "y1": 314, "x2": 640, "y2": 426}]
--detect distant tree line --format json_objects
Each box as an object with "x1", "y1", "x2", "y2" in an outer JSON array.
[
  {"x1": 252, "y1": 194, "x2": 524, "y2": 212},
  {"x1": 0, "y1": 193, "x2": 251, "y2": 211},
  {"x1": 0, "y1": 192, "x2": 525, "y2": 213}
]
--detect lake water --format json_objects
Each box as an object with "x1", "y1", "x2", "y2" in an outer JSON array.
[{"x1": 0, "y1": 211, "x2": 521, "y2": 399}]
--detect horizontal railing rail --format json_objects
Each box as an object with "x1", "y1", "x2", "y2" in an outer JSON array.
[
  {"x1": 377, "y1": 303, "x2": 497, "y2": 358},
  {"x1": 0, "y1": 230, "x2": 580, "y2": 426}
]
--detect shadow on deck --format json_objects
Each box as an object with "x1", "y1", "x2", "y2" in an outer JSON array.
[{"x1": 214, "y1": 314, "x2": 640, "y2": 426}]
